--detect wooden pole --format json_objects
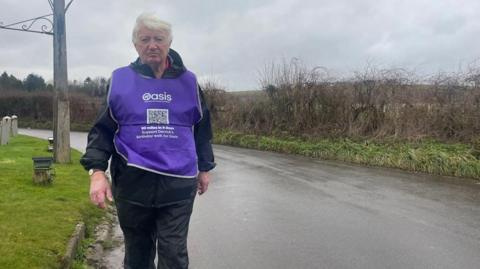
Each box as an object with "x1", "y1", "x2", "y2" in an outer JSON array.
[{"x1": 53, "y1": 0, "x2": 70, "y2": 163}]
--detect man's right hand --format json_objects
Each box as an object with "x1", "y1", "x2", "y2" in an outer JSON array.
[{"x1": 89, "y1": 171, "x2": 113, "y2": 209}]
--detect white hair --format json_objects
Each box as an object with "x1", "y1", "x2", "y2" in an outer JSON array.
[{"x1": 132, "y1": 12, "x2": 172, "y2": 44}]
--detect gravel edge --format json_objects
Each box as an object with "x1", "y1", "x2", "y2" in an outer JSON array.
[{"x1": 85, "y1": 205, "x2": 116, "y2": 268}]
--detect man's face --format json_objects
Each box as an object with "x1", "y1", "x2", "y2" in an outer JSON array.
[{"x1": 134, "y1": 26, "x2": 171, "y2": 66}]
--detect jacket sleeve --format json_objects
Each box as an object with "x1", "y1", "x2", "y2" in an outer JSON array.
[
  {"x1": 195, "y1": 87, "x2": 216, "y2": 172},
  {"x1": 79, "y1": 97, "x2": 117, "y2": 171}
]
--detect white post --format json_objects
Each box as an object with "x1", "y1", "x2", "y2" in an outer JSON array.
[
  {"x1": 5, "y1": 116, "x2": 11, "y2": 142},
  {"x1": 11, "y1": 115, "x2": 18, "y2": 136},
  {"x1": 0, "y1": 118, "x2": 4, "y2": 145},
  {"x1": 1, "y1": 116, "x2": 10, "y2": 145}
]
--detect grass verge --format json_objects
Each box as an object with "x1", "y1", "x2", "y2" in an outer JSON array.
[
  {"x1": 0, "y1": 135, "x2": 104, "y2": 268},
  {"x1": 214, "y1": 130, "x2": 480, "y2": 180}
]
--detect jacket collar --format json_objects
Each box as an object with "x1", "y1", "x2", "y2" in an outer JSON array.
[{"x1": 129, "y1": 48, "x2": 186, "y2": 79}]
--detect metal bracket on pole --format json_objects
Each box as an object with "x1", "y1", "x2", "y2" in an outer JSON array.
[
  {"x1": 0, "y1": 13, "x2": 54, "y2": 36},
  {"x1": 65, "y1": 0, "x2": 74, "y2": 12},
  {"x1": 48, "y1": 0, "x2": 54, "y2": 11},
  {"x1": 0, "y1": 0, "x2": 72, "y2": 35}
]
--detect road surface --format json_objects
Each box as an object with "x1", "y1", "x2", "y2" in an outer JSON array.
[{"x1": 19, "y1": 129, "x2": 480, "y2": 269}]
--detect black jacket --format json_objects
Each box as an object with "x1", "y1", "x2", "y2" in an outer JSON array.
[{"x1": 80, "y1": 49, "x2": 215, "y2": 207}]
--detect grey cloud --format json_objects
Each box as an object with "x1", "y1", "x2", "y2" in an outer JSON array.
[{"x1": 1, "y1": 0, "x2": 479, "y2": 90}]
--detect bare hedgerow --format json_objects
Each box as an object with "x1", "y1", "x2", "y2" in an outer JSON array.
[
  {"x1": 427, "y1": 68, "x2": 480, "y2": 140},
  {"x1": 205, "y1": 58, "x2": 480, "y2": 143},
  {"x1": 2, "y1": 59, "x2": 478, "y2": 143},
  {"x1": 348, "y1": 65, "x2": 420, "y2": 138},
  {"x1": 257, "y1": 58, "x2": 339, "y2": 137},
  {"x1": 0, "y1": 90, "x2": 102, "y2": 126}
]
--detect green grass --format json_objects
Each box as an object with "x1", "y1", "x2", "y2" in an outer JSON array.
[
  {"x1": 0, "y1": 135, "x2": 104, "y2": 269},
  {"x1": 214, "y1": 130, "x2": 480, "y2": 180}
]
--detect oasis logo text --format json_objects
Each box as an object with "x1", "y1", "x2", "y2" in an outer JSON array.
[{"x1": 142, "y1": 92, "x2": 172, "y2": 103}]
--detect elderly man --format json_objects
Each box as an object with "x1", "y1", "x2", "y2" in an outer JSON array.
[{"x1": 80, "y1": 13, "x2": 215, "y2": 269}]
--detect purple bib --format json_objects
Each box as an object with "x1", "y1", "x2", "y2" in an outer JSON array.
[{"x1": 108, "y1": 66, "x2": 202, "y2": 178}]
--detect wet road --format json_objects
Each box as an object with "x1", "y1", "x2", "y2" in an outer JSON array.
[{"x1": 20, "y1": 129, "x2": 480, "y2": 269}]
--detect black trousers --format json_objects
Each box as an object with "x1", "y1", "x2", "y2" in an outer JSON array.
[{"x1": 116, "y1": 196, "x2": 196, "y2": 269}]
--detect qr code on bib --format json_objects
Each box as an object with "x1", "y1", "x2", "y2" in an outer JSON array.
[{"x1": 147, "y1": 109, "x2": 169, "y2": 124}]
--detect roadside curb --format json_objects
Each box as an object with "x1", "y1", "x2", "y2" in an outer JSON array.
[
  {"x1": 61, "y1": 222, "x2": 86, "y2": 269},
  {"x1": 85, "y1": 205, "x2": 116, "y2": 268}
]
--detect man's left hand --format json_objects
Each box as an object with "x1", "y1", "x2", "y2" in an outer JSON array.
[{"x1": 197, "y1": 171, "x2": 210, "y2": 195}]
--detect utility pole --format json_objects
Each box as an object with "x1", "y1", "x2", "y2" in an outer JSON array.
[
  {"x1": 53, "y1": 0, "x2": 70, "y2": 163},
  {"x1": 0, "y1": 0, "x2": 74, "y2": 163}
]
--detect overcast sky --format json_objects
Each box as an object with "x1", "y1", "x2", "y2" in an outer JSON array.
[{"x1": 1, "y1": 0, "x2": 479, "y2": 91}]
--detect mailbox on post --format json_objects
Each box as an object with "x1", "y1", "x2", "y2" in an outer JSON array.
[{"x1": 32, "y1": 156, "x2": 55, "y2": 185}]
